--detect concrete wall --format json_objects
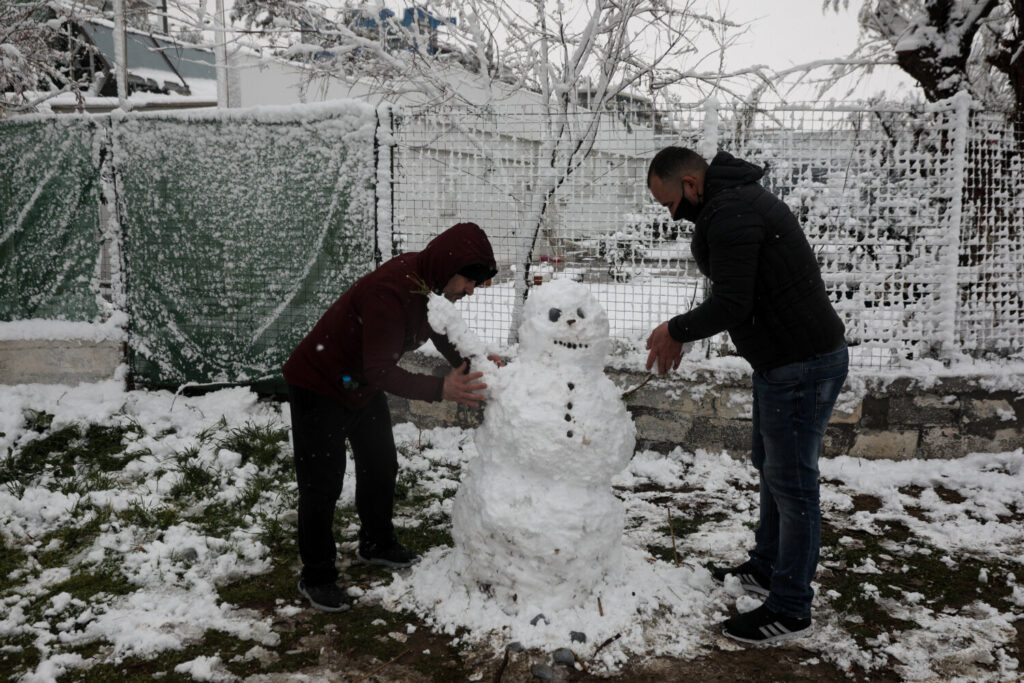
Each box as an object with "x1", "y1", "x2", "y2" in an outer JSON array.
[
  {"x1": 389, "y1": 352, "x2": 1024, "y2": 461},
  {"x1": 0, "y1": 340, "x2": 122, "y2": 386}
]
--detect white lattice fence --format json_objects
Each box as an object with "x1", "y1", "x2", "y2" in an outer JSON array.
[{"x1": 382, "y1": 99, "x2": 1024, "y2": 368}]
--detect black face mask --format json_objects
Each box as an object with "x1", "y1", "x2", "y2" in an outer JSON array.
[{"x1": 672, "y1": 196, "x2": 702, "y2": 223}]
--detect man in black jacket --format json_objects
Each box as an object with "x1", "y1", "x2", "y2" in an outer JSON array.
[{"x1": 645, "y1": 146, "x2": 848, "y2": 644}]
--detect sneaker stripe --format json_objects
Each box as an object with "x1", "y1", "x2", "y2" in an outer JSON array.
[
  {"x1": 738, "y1": 573, "x2": 768, "y2": 591},
  {"x1": 759, "y1": 622, "x2": 790, "y2": 638}
]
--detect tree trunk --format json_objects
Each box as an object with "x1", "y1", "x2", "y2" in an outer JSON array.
[{"x1": 895, "y1": 0, "x2": 1000, "y2": 101}]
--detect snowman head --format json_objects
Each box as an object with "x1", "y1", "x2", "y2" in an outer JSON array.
[{"x1": 518, "y1": 279, "x2": 610, "y2": 368}]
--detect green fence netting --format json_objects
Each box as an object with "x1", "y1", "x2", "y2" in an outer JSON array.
[
  {"x1": 0, "y1": 116, "x2": 103, "y2": 321},
  {"x1": 113, "y1": 103, "x2": 377, "y2": 390}
]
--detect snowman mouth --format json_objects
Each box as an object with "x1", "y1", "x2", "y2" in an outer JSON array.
[{"x1": 554, "y1": 340, "x2": 589, "y2": 350}]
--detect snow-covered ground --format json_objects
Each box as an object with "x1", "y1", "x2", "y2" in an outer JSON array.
[{"x1": 1, "y1": 378, "x2": 1022, "y2": 681}]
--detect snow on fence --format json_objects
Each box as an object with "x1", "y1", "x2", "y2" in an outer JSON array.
[
  {"x1": 1, "y1": 103, "x2": 378, "y2": 389},
  {"x1": 384, "y1": 98, "x2": 1024, "y2": 369},
  {"x1": 1, "y1": 98, "x2": 1021, "y2": 387}
]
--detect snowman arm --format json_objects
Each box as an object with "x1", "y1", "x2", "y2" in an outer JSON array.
[{"x1": 427, "y1": 293, "x2": 498, "y2": 377}]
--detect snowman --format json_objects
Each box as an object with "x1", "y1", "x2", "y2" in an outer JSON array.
[{"x1": 428, "y1": 279, "x2": 636, "y2": 613}]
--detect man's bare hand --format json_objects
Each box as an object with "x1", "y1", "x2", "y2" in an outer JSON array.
[
  {"x1": 645, "y1": 321, "x2": 683, "y2": 375},
  {"x1": 443, "y1": 361, "x2": 487, "y2": 407}
]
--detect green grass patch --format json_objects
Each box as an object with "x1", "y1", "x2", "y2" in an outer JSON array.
[
  {"x1": 34, "y1": 503, "x2": 111, "y2": 568},
  {"x1": 118, "y1": 498, "x2": 179, "y2": 530},
  {"x1": 24, "y1": 408, "x2": 55, "y2": 432},
  {"x1": 398, "y1": 523, "x2": 452, "y2": 555},
  {"x1": 218, "y1": 554, "x2": 298, "y2": 610},
  {"x1": 48, "y1": 561, "x2": 135, "y2": 600},
  {"x1": 819, "y1": 520, "x2": 1023, "y2": 647},
  {"x1": 0, "y1": 535, "x2": 28, "y2": 592},
  {"x1": 646, "y1": 544, "x2": 681, "y2": 564},
  {"x1": 0, "y1": 634, "x2": 42, "y2": 678},
  {"x1": 189, "y1": 501, "x2": 243, "y2": 538},
  {"x1": 169, "y1": 459, "x2": 218, "y2": 501},
  {"x1": 218, "y1": 422, "x2": 290, "y2": 470},
  {"x1": 62, "y1": 629, "x2": 278, "y2": 682},
  {"x1": 658, "y1": 510, "x2": 728, "y2": 538},
  {"x1": 1, "y1": 422, "x2": 145, "y2": 487}
]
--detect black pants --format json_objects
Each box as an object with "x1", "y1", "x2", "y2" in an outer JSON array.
[{"x1": 288, "y1": 383, "x2": 398, "y2": 586}]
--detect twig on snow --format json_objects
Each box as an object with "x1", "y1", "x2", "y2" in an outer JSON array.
[
  {"x1": 351, "y1": 648, "x2": 410, "y2": 683},
  {"x1": 668, "y1": 507, "x2": 680, "y2": 567}
]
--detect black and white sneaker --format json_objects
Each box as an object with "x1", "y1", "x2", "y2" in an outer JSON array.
[
  {"x1": 298, "y1": 580, "x2": 351, "y2": 613},
  {"x1": 711, "y1": 560, "x2": 770, "y2": 597},
  {"x1": 357, "y1": 539, "x2": 420, "y2": 569},
  {"x1": 722, "y1": 604, "x2": 811, "y2": 644}
]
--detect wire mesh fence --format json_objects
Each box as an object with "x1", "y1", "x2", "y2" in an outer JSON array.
[
  {"x1": 384, "y1": 98, "x2": 1024, "y2": 368},
  {"x1": 113, "y1": 105, "x2": 377, "y2": 388},
  {"x1": 2, "y1": 97, "x2": 1021, "y2": 388}
]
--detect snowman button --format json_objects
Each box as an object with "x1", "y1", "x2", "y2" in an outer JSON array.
[
  {"x1": 564, "y1": 414, "x2": 571, "y2": 421},
  {"x1": 566, "y1": 402, "x2": 573, "y2": 409},
  {"x1": 567, "y1": 382, "x2": 575, "y2": 390},
  {"x1": 567, "y1": 430, "x2": 573, "y2": 437}
]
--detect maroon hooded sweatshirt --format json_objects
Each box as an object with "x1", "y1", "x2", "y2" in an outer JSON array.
[{"x1": 282, "y1": 222, "x2": 497, "y2": 409}]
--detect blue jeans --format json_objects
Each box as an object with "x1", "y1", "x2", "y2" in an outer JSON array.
[{"x1": 748, "y1": 345, "x2": 848, "y2": 619}]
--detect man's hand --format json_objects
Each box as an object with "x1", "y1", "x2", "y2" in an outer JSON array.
[
  {"x1": 646, "y1": 321, "x2": 684, "y2": 375},
  {"x1": 443, "y1": 361, "x2": 487, "y2": 407}
]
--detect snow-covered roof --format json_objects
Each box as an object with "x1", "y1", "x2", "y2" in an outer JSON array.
[{"x1": 78, "y1": 18, "x2": 215, "y2": 91}]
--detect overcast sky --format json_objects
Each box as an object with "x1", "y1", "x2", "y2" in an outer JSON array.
[{"x1": 721, "y1": 0, "x2": 914, "y2": 100}]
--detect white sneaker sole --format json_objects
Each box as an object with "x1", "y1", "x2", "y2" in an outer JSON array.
[
  {"x1": 713, "y1": 571, "x2": 770, "y2": 597},
  {"x1": 297, "y1": 581, "x2": 351, "y2": 613},
  {"x1": 722, "y1": 623, "x2": 811, "y2": 645},
  {"x1": 734, "y1": 573, "x2": 770, "y2": 597},
  {"x1": 356, "y1": 550, "x2": 419, "y2": 569}
]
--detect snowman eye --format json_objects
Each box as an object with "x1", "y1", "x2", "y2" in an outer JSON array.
[
  {"x1": 577, "y1": 308, "x2": 586, "y2": 319},
  {"x1": 548, "y1": 308, "x2": 562, "y2": 322}
]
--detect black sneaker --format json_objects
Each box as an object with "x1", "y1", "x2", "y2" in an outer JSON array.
[
  {"x1": 357, "y1": 539, "x2": 419, "y2": 568},
  {"x1": 722, "y1": 604, "x2": 811, "y2": 644},
  {"x1": 711, "y1": 560, "x2": 770, "y2": 597},
  {"x1": 298, "y1": 580, "x2": 351, "y2": 612}
]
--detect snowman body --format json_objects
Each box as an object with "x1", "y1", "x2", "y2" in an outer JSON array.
[{"x1": 448, "y1": 280, "x2": 636, "y2": 612}]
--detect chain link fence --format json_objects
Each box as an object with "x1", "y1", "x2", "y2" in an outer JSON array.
[
  {"x1": 384, "y1": 97, "x2": 1024, "y2": 368},
  {"x1": 0, "y1": 116, "x2": 104, "y2": 321},
  {"x1": 2, "y1": 97, "x2": 1021, "y2": 386}
]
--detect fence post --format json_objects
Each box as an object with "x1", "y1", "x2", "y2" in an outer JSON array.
[
  {"x1": 97, "y1": 116, "x2": 126, "y2": 317},
  {"x1": 939, "y1": 92, "x2": 971, "y2": 360},
  {"x1": 374, "y1": 104, "x2": 395, "y2": 266},
  {"x1": 699, "y1": 96, "x2": 720, "y2": 161}
]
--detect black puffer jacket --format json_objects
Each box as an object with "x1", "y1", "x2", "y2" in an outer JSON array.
[{"x1": 667, "y1": 151, "x2": 845, "y2": 371}]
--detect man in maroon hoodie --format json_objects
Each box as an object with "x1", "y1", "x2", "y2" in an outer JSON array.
[{"x1": 283, "y1": 222, "x2": 498, "y2": 612}]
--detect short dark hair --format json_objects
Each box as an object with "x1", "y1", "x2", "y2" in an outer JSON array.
[{"x1": 647, "y1": 146, "x2": 708, "y2": 187}]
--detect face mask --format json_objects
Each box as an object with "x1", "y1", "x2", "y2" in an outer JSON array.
[{"x1": 672, "y1": 195, "x2": 702, "y2": 222}]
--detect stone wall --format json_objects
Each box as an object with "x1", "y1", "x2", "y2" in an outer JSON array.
[
  {"x1": 2, "y1": 342, "x2": 1020, "y2": 460},
  {"x1": 389, "y1": 352, "x2": 1024, "y2": 460}
]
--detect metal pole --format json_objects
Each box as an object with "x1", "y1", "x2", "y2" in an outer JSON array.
[
  {"x1": 939, "y1": 91, "x2": 971, "y2": 360},
  {"x1": 214, "y1": 0, "x2": 229, "y2": 107},
  {"x1": 113, "y1": 0, "x2": 128, "y2": 109}
]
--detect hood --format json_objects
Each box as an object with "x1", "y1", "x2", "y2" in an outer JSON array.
[
  {"x1": 704, "y1": 150, "x2": 765, "y2": 198},
  {"x1": 416, "y1": 222, "x2": 498, "y2": 292}
]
